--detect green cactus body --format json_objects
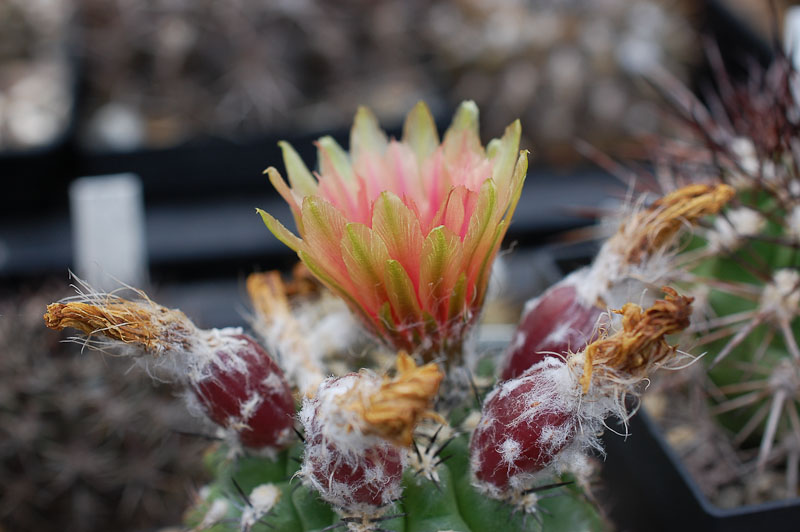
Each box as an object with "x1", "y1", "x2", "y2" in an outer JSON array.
[
  {"x1": 686, "y1": 190, "x2": 800, "y2": 448},
  {"x1": 638, "y1": 50, "x2": 800, "y2": 503},
  {"x1": 186, "y1": 437, "x2": 605, "y2": 532}
]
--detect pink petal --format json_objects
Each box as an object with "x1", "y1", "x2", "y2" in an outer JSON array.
[{"x1": 419, "y1": 225, "x2": 464, "y2": 323}]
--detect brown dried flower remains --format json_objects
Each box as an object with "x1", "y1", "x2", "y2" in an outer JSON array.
[
  {"x1": 619, "y1": 183, "x2": 735, "y2": 264},
  {"x1": 247, "y1": 270, "x2": 325, "y2": 396},
  {"x1": 580, "y1": 287, "x2": 694, "y2": 393},
  {"x1": 343, "y1": 352, "x2": 445, "y2": 447},
  {"x1": 43, "y1": 297, "x2": 193, "y2": 355},
  {"x1": 247, "y1": 271, "x2": 293, "y2": 321}
]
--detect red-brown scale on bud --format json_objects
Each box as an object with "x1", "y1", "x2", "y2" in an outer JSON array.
[
  {"x1": 501, "y1": 282, "x2": 603, "y2": 381},
  {"x1": 470, "y1": 359, "x2": 579, "y2": 496},
  {"x1": 298, "y1": 353, "x2": 442, "y2": 513},
  {"x1": 191, "y1": 334, "x2": 295, "y2": 449},
  {"x1": 501, "y1": 184, "x2": 732, "y2": 382}
]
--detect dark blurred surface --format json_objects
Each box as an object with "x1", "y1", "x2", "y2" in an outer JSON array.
[{"x1": 0, "y1": 287, "x2": 211, "y2": 532}]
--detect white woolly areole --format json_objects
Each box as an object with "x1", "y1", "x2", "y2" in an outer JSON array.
[
  {"x1": 578, "y1": 245, "x2": 667, "y2": 312},
  {"x1": 181, "y1": 327, "x2": 249, "y2": 381},
  {"x1": 240, "y1": 483, "x2": 281, "y2": 531},
  {"x1": 729, "y1": 136, "x2": 760, "y2": 187},
  {"x1": 761, "y1": 269, "x2": 800, "y2": 323},
  {"x1": 299, "y1": 292, "x2": 362, "y2": 355},
  {"x1": 250, "y1": 308, "x2": 323, "y2": 396},
  {"x1": 728, "y1": 137, "x2": 778, "y2": 186},
  {"x1": 197, "y1": 498, "x2": 229, "y2": 530},
  {"x1": 557, "y1": 268, "x2": 598, "y2": 309},
  {"x1": 707, "y1": 207, "x2": 766, "y2": 253},
  {"x1": 406, "y1": 421, "x2": 458, "y2": 485}
]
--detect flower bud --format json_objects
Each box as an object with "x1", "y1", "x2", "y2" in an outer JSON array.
[{"x1": 44, "y1": 287, "x2": 295, "y2": 452}]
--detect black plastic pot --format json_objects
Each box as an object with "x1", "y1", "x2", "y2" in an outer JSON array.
[{"x1": 600, "y1": 409, "x2": 800, "y2": 532}]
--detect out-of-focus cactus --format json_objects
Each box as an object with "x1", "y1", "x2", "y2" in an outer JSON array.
[
  {"x1": 1, "y1": 288, "x2": 209, "y2": 532},
  {"x1": 500, "y1": 183, "x2": 733, "y2": 381},
  {"x1": 624, "y1": 48, "x2": 800, "y2": 504}
]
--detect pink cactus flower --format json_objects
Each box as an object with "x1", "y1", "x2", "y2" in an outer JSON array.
[{"x1": 259, "y1": 102, "x2": 527, "y2": 362}]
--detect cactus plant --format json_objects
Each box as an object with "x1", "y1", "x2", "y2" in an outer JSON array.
[
  {"x1": 601, "y1": 47, "x2": 800, "y2": 505},
  {"x1": 42, "y1": 102, "x2": 721, "y2": 530}
]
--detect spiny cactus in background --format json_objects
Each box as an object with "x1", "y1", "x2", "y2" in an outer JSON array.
[
  {"x1": 43, "y1": 102, "x2": 714, "y2": 531},
  {"x1": 1, "y1": 288, "x2": 209, "y2": 532},
  {"x1": 621, "y1": 47, "x2": 800, "y2": 504},
  {"x1": 500, "y1": 183, "x2": 733, "y2": 381}
]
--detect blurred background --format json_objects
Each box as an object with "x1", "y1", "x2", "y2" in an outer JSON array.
[{"x1": 0, "y1": 0, "x2": 787, "y2": 530}]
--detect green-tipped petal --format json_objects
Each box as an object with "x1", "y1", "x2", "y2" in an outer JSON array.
[
  {"x1": 487, "y1": 119, "x2": 521, "y2": 189},
  {"x1": 461, "y1": 178, "x2": 498, "y2": 298},
  {"x1": 265, "y1": 167, "x2": 303, "y2": 231},
  {"x1": 473, "y1": 220, "x2": 506, "y2": 310},
  {"x1": 446, "y1": 101, "x2": 480, "y2": 138},
  {"x1": 472, "y1": 153, "x2": 527, "y2": 308},
  {"x1": 384, "y1": 259, "x2": 422, "y2": 327},
  {"x1": 257, "y1": 208, "x2": 302, "y2": 252},
  {"x1": 341, "y1": 223, "x2": 390, "y2": 312},
  {"x1": 448, "y1": 273, "x2": 468, "y2": 322},
  {"x1": 463, "y1": 178, "x2": 497, "y2": 255},
  {"x1": 317, "y1": 136, "x2": 354, "y2": 182},
  {"x1": 420, "y1": 225, "x2": 463, "y2": 320},
  {"x1": 503, "y1": 151, "x2": 528, "y2": 222},
  {"x1": 372, "y1": 191, "x2": 424, "y2": 288},
  {"x1": 402, "y1": 101, "x2": 439, "y2": 164},
  {"x1": 300, "y1": 196, "x2": 350, "y2": 282},
  {"x1": 443, "y1": 101, "x2": 482, "y2": 158},
  {"x1": 298, "y1": 249, "x2": 376, "y2": 334},
  {"x1": 278, "y1": 141, "x2": 317, "y2": 197},
  {"x1": 350, "y1": 106, "x2": 387, "y2": 160}
]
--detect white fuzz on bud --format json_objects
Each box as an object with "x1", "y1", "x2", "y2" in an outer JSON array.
[
  {"x1": 298, "y1": 372, "x2": 405, "y2": 514},
  {"x1": 298, "y1": 353, "x2": 442, "y2": 515}
]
